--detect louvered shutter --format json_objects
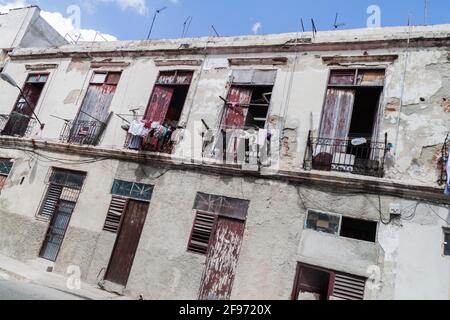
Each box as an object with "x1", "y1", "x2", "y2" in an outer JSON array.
[
  {"x1": 103, "y1": 197, "x2": 127, "y2": 233},
  {"x1": 187, "y1": 211, "x2": 216, "y2": 255},
  {"x1": 0, "y1": 175, "x2": 6, "y2": 191},
  {"x1": 331, "y1": 273, "x2": 366, "y2": 300},
  {"x1": 39, "y1": 184, "x2": 63, "y2": 218}
]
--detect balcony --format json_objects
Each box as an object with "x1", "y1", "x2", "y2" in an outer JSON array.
[
  {"x1": 60, "y1": 120, "x2": 106, "y2": 146},
  {"x1": 0, "y1": 112, "x2": 36, "y2": 137},
  {"x1": 203, "y1": 127, "x2": 272, "y2": 168},
  {"x1": 303, "y1": 131, "x2": 388, "y2": 178}
]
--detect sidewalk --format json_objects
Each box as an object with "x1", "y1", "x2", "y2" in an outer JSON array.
[{"x1": 0, "y1": 253, "x2": 133, "y2": 300}]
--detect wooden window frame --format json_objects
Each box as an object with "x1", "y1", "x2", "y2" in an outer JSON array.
[
  {"x1": 443, "y1": 228, "x2": 450, "y2": 257},
  {"x1": 103, "y1": 196, "x2": 128, "y2": 233},
  {"x1": 291, "y1": 262, "x2": 366, "y2": 300},
  {"x1": 305, "y1": 209, "x2": 378, "y2": 243},
  {"x1": 187, "y1": 210, "x2": 218, "y2": 256}
]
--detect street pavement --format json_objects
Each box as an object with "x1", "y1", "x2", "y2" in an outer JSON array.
[{"x1": 0, "y1": 279, "x2": 86, "y2": 300}]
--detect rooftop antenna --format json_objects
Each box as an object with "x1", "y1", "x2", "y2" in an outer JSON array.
[
  {"x1": 147, "y1": 6, "x2": 167, "y2": 40},
  {"x1": 211, "y1": 25, "x2": 220, "y2": 37},
  {"x1": 311, "y1": 18, "x2": 317, "y2": 37},
  {"x1": 300, "y1": 18, "x2": 305, "y2": 35},
  {"x1": 182, "y1": 16, "x2": 193, "y2": 38},
  {"x1": 424, "y1": 0, "x2": 428, "y2": 25},
  {"x1": 333, "y1": 13, "x2": 345, "y2": 29}
]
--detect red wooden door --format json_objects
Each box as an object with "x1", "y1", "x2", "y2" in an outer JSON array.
[
  {"x1": 222, "y1": 87, "x2": 253, "y2": 129},
  {"x1": 198, "y1": 217, "x2": 246, "y2": 300},
  {"x1": 144, "y1": 85, "x2": 175, "y2": 123},
  {"x1": 105, "y1": 199, "x2": 149, "y2": 286},
  {"x1": 320, "y1": 88, "x2": 355, "y2": 139}
]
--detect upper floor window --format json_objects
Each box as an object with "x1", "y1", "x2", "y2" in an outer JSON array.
[
  {"x1": 61, "y1": 71, "x2": 121, "y2": 146},
  {"x1": 125, "y1": 70, "x2": 193, "y2": 153},
  {"x1": 1, "y1": 73, "x2": 48, "y2": 137},
  {"x1": 305, "y1": 209, "x2": 377, "y2": 243},
  {"x1": 0, "y1": 158, "x2": 13, "y2": 192},
  {"x1": 304, "y1": 68, "x2": 388, "y2": 177},
  {"x1": 444, "y1": 229, "x2": 450, "y2": 256}
]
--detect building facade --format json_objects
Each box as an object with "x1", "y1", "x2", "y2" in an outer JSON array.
[{"x1": 0, "y1": 19, "x2": 449, "y2": 299}]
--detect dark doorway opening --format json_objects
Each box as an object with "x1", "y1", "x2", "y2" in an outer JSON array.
[
  {"x1": 292, "y1": 264, "x2": 331, "y2": 300},
  {"x1": 164, "y1": 85, "x2": 190, "y2": 126},
  {"x1": 340, "y1": 216, "x2": 377, "y2": 243},
  {"x1": 244, "y1": 85, "x2": 272, "y2": 129},
  {"x1": 348, "y1": 87, "x2": 383, "y2": 139}
]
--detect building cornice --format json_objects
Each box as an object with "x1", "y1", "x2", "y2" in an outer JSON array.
[
  {"x1": 0, "y1": 137, "x2": 448, "y2": 205},
  {"x1": 8, "y1": 36, "x2": 450, "y2": 61}
]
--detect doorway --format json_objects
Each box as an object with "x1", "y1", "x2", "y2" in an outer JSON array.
[
  {"x1": 39, "y1": 200, "x2": 76, "y2": 261},
  {"x1": 2, "y1": 73, "x2": 48, "y2": 137},
  {"x1": 104, "y1": 199, "x2": 149, "y2": 286},
  {"x1": 198, "y1": 217, "x2": 246, "y2": 300}
]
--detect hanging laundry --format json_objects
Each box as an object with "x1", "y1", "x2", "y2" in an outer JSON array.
[
  {"x1": 171, "y1": 128, "x2": 185, "y2": 144},
  {"x1": 257, "y1": 129, "x2": 267, "y2": 146},
  {"x1": 128, "y1": 120, "x2": 150, "y2": 137},
  {"x1": 128, "y1": 135, "x2": 143, "y2": 150}
]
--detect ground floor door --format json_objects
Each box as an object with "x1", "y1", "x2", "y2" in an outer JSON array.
[
  {"x1": 39, "y1": 200, "x2": 75, "y2": 261},
  {"x1": 198, "y1": 217, "x2": 245, "y2": 300},
  {"x1": 104, "y1": 199, "x2": 149, "y2": 286}
]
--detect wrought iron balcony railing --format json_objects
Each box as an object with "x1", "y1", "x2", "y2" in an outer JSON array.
[
  {"x1": 303, "y1": 131, "x2": 388, "y2": 178},
  {"x1": 60, "y1": 120, "x2": 107, "y2": 146},
  {"x1": 0, "y1": 112, "x2": 36, "y2": 137}
]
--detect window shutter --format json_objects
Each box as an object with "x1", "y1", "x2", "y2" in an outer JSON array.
[
  {"x1": 0, "y1": 175, "x2": 6, "y2": 191},
  {"x1": 39, "y1": 184, "x2": 63, "y2": 218},
  {"x1": 187, "y1": 211, "x2": 216, "y2": 255},
  {"x1": 331, "y1": 273, "x2": 366, "y2": 300},
  {"x1": 103, "y1": 197, "x2": 127, "y2": 233}
]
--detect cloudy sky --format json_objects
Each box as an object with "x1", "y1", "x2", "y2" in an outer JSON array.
[{"x1": 0, "y1": 0, "x2": 449, "y2": 42}]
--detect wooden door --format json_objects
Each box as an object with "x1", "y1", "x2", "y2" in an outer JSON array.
[
  {"x1": 144, "y1": 85, "x2": 175, "y2": 123},
  {"x1": 222, "y1": 87, "x2": 253, "y2": 162},
  {"x1": 105, "y1": 199, "x2": 149, "y2": 286},
  {"x1": 198, "y1": 217, "x2": 245, "y2": 300},
  {"x1": 319, "y1": 88, "x2": 355, "y2": 151}
]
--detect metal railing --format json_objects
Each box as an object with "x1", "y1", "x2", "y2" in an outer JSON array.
[
  {"x1": 60, "y1": 120, "x2": 107, "y2": 146},
  {"x1": 201, "y1": 126, "x2": 272, "y2": 167},
  {"x1": 124, "y1": 131, "x2": 175, "y2": 154},
  {"x1": 0, "y1": 112, "x2": 36, "y2": 137},
  {"x1": 303, "y1": 131, "x2": 388, "y2": 177}
]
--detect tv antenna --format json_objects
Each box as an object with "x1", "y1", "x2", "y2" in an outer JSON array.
[
  {"x1": 181, "y1": 16, "x2": 193, "y2": 38},
  {"x1": 311, "y1": 18, "x2": 317, "y2": 37},
  {"x1": 333, "y1": 13, "x2": 345, "y2": 29},
  {"x1": 211, "y1": 25, "x2": 220, "y2": 37},
  {"x1": 146, "y1": 6, "x2": 167, "y2": 40}
]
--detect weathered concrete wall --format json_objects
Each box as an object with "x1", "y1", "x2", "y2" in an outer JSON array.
[
  {"x1": 3, "y1": 32, "x2": 448, "y2": 186},
  {"x1": 0, "y1": 24, "x2": 449, "y2": 300},
  {"x1": 0, "y1": 148, "x2": 448, "y2": 299}
]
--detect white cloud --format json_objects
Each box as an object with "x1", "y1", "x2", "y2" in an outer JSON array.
[
  {"x1": 0, "y1": 1, "x2": 117, "y2": 42},
  {"x1": 252, "y1": 21, "x2": 262, "y2": 34},
  {"x1": 85, "y1": 0, "x2": 148, "y2": 15},
  {"x1": 41, "y1": 10, "x2": 117, "y2": 42},
  {"x1": 0, "y1": 0, "x2": 26, "y2": 13}
]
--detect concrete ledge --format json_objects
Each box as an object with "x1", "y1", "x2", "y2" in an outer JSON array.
[{"x1": 0, "y1": 136, "x2": 448, "y2": 204}]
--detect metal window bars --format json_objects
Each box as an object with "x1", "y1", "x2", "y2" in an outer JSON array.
[
  {"x1": 0, "y1": 112, "x2": 37, "y2": 137},
  {"x1": 303, "y1": 131, "x2": 388, "y2": 178},
  {"x1": 60, "y1": 119, "x2": 107, "y2": 146}
]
